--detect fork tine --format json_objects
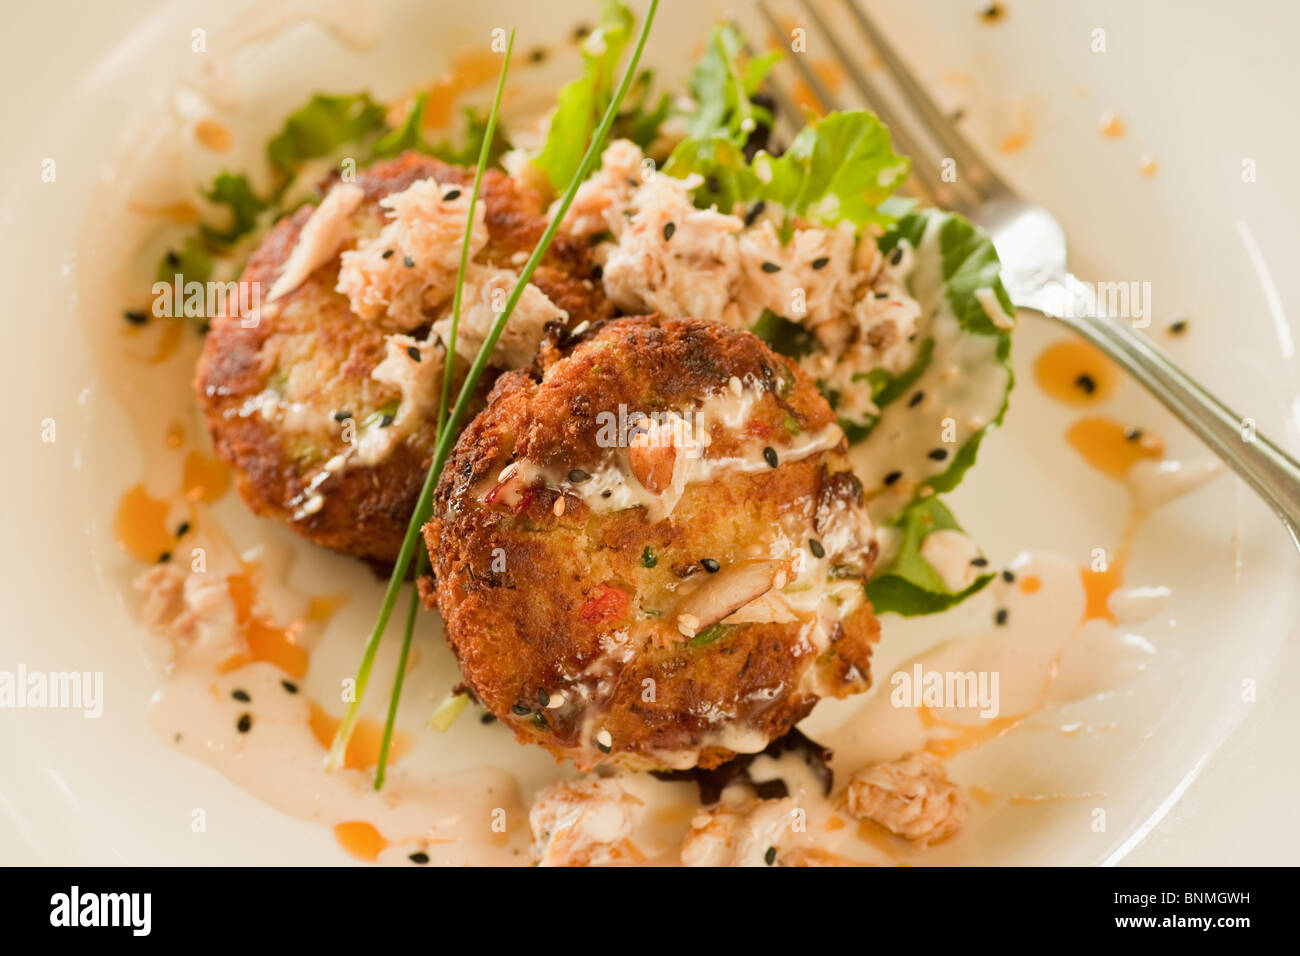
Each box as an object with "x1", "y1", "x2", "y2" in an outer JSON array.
[
  {"x1": 789, "y1": 0, "x2": 951, "y2": 207},
  {"x1": 838, "y1": 0, "x2": 1009, "y2": 200},
  {"x1": 754, "y1": 0, "x2": 842, "y2": 115}
]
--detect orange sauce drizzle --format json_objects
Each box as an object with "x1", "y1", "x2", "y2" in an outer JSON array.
[
  {"x1": 148, "y1": 321, "x2": 184, "y2": 364},
  {"x1": 308, "y1": 702, "x2": 412, "y2": 770},
  {"x1": 113, "y1": 484, "x2": 175, "y2": 563},
  {"x1": 1098, "y1": 110, "x2": 1125, "y2": 138},
  {"x1": 966, "y1": 785, "x2": 998, "y2": 807},
  {"x1": 182, "y1": 450, "x2": 231, "y2": 503},
  {"x1": 194, "y1": 118, "x2": 233, "y2": 152},
  {"x1": 1019, "y1": 574, "x2": 1042, "y2": 595},
  {"x1": 918, "y1": 706, "x2": 1026, "y2": 760},
  {"x1": 1066, "y1": 417, "x2": 1164, "y2": 481},
  {"x1": 127, "y1": 200, "x2": 200, "y2": 225},
  {"x1": 1033, "y1": 340, "x2": 1119, "y2": 406},
  {"x1": 390, "y1": 49, "x2": 503, "y2": 131},
  {"x1": 334, "y1": 821, "x2": 388, "y2": 862},
  {"x1": 221, "y1": 568, "x2": 310, "y2": 679}
]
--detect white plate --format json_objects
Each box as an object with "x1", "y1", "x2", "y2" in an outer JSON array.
[{"x1": 1, "y1": 0, "x2": 1297, "y2": 864}]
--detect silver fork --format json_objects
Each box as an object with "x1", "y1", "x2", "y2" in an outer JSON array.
[{"x1": 745, "y1": 0, "x2": 1300, "y2": 547}]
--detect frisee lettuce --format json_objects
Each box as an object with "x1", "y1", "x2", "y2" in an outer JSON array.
[{"x1": 865, "y1": 497, "x2": 993, "y2": 616}]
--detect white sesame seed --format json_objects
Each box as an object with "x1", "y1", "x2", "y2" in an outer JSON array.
[
  {"x1": 596, "y1": 728, "x2": 613, "y2": 748},
  {"x1": 553, "y1": 496, "x2": 566, "y2": 517},
  {"x1": 570, "y1": 320, "x2": 591, "y2": 337},
  {"x1": 497, "y1": 463, "x2": 519, "y2": 483},
  {"x1": 729, "y1": 375, "x2": 743, "y2": 397},
  {"x1": 547, "y1": 692, "x2": 565, "y2": 709}
]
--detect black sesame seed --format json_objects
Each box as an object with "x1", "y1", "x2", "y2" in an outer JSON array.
[
  {"x1": 744, "y1": 201, "x2": 766, "y2": 226},
  {"x1": 165, "y1": 251, "x2": 181, "y2": 268},
  {"x1": 479, "y1": 712, "x2": 497, "y2": 725},
  {"x1": 995, "y1": 608, "x2": 1009, "y2": 626},
  {"x1": 1074, "y1": 373, "x2": 1097, "y2": 395},
  {"x1": 1168, "y1": 318, "x2": 1188, "y2": 335},
  {"x1": 663, "y1": 222, "x2": 676, "y2": 241},
  {"x1": 568, "y1": 468, "x2": 591, "y2": 483},
  {"x1": 175, "y1": 521, "x2": 191, "y2": 537},
  {"x1": 876, "y1": 292, "x2": 891, "y2": 299},
  {"x1": 763, "y1": 446, "x2": 779, "y2": 468},
  {"x1": 281, "y1": 680, "x2": 299, "y2": 694},
  {"x1": 764, "y1": 846, "x2": 777, "y2": 866},
  {"x1": 1124, "y1": 427, "x2": 1143, "y2": 442},
  {"x1": 407, "y1": 345, "x2": 422, "y2": 362},
  {"x1": 409, "y1": 851, "x2": 430, "y2": 864},
  {"x1": 811, "y1": 256, "x2": 830, "y2": 270},
  {"x1": 236, "y1": 713, "x2": 252, "y2": 733},
  {"x1": 908, "y1": 391, "x2": 925, "y2": 408},
  {"x1": 883, "y1": 470, "x2": 902, "y2": 485},
  {"x1": 381, "y1": 249, "x2": 394, "y2": 259},
  {"x1": 157, "y1": 551, "x2": 172, "y2": 564},
  {"x1": 970, "y1": 556, "x2": 990, "y2": 567},
  {"x1": 573, "y1": 23, "x2": 592, "y2": 40},
  {"x1": 601, "y1": 489, "x2": 612, "y2": 498},
  {"x1": 124, "y1": 309, "x2": 148, "y2": 326},
  {"x1": 760, "y1": 261, "x2": 781, "y2": 274},
  {"x1": 890, "y1": 247, "x2": 904, "y2": 265},
  {"x1": 928, "y1": 448, "x2": 949, "y2": 461},
  {"x1": 511, "y1": 703, "x2": 531, "y2": 716},
  {"x1": 1002, "y1": 570, "x2": 1016, "y2": 584},
  {"x1": 596, "y1": 740, "x2": 612, "y2": 754},
  {"x1": 528, "y1": 47, "x2": 547, "y2": 63},
  {"x1": 379, "y1": 413, "x2": 395, "y2": 428},
  {"x1": 705, "y1": 175, "x2": 721, "y2": 194},
  {"x1": 333, "y1": 410, "x2": 352, "y2": 422},
  {"x1": 537, "y1": 688, "x2": 550, "y2": 707},
  {"x1": 701, "y1": 558, "x2": 721, "y2": 573},
  {"x1": 443, "y1": 189, "x2": 462, "y2": 201},
  {"x1": 403, "y1": 255, "x2": 416, "y2": 268},
  {"x1": 231, "y1": 689, "x2": 251, "y2": 703},
  {"x1": 809, "y1": 539, "x2": 825, "y2": 559}
]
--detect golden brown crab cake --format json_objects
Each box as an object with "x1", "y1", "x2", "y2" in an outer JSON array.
[
  {"x1": 196, "y1": 152, "x2": 608, "y2": 563},
  {"x1": 424, "y1": 316, "x2": 880, "y2": 772}
]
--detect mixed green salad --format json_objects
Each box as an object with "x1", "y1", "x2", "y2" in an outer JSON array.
[{"x1": 157, "y1": 0, "x2": 1013, "y2": 619}]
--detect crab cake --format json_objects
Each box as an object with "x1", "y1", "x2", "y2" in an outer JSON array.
[
  {"x1": 196, "y1": 152, "x2": 608, "y2": 563},
  {"x1": 424, "y1": 316, "x2": 881, "y2": 772}
]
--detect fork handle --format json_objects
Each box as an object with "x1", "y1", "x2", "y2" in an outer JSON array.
[{"x1": 1032, "y1": 276, "x2": 1300, "y2": 548}]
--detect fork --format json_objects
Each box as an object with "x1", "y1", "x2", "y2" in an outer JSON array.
[{"x1": 743, "y1": 0, "x2": 1300, "y2": 548}]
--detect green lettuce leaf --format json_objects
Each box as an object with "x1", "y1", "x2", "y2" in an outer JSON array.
[
  {"x1": 372, "y1": 92, "x2": 429, "y2": 160},
  {"x1": 532, "y1": 0, "x2": 636, "y2": 190},
  {"x1": 199, "y1": 172, "x2": 268, "y2": 245},
  {"x1": 266, "y1": 92, "x2": 387, "y2": 179},
  {"x1": 429, "y1": 106, "x2": 512, "y2": 167},
  {"x1": 865, "y1": 497, "x2": 993, "y2": 616}
]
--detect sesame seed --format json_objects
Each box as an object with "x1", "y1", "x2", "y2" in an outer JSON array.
[
  {"x1": 123, "y1": 309, "x2": 148, "y2": 326},
  {"x1": 553, "y1": 496, "x2": 566, "y2": 517},
  {"x1": 1124, "y1": 427, "x2": 1143, "y2": 442},
  {"x1": 744, "y1": 201, "x2": 766, "y2": 226},
  {"x1": 406, "y1": 345, "x2": 421, "y2": 362},
  {"x1": 528, "y1": 47, "x2": 547, "y2": 63},
  {"x1": 760, "y1": 261, "x2": 781, "y2": 274},
  {"x1": 811, "y1": 256, "x2": 830, "y2": 270},
  {"x1": 157, "y1": 551, "x2": 172, "y2": 564},
  {"x1": 596, "y1": 728, "x2": 613, "y2": 753},
  {"x1": 908, "y1": 391, "x2": 925, "y2": 408},
  {"x1": 876, "y1": 292, "x2": 891, "y2": 299},
  {"x1": 928, "y1": 448, "x2": 949, "y2": 461},
  {"x1": 403, "y1": 255, "x2": 415, "y2": 268},
  {"x1": 764, "y1": 846, "x2": 777, "y2": 866},
  {"x1": 231, "y1": 689, "x2": 251, "y2": 703},
  {"x1": 677, "y1": 613, "x2": 700, "y2": 638},
  {"x1": 763, "y1": 446, "x2": 778, "y2": 468},
  {"x1": 511, "y1": 703, "x2": 531, "y2": 716},
  {"x1": 663, "y1": 222, "x2": 676, "y2": 241},
  {"x1": 729, "y1": 375, "x2": 744, "y2": 397},
  {"x1": 333, "y1": 410, "x2": 352, "y2": 422},
  {"x1": 1002, "y1": 570, "x2": 1016, "y2": 583},
  {"x1": 381, "y1": 249, "x2": 394, "y2": 259},
  {"x1": 890, "y1": 247, "x2": 904, "y2": 265},
  {"x1": 1074, "y1": 373, "x2": 1097, "y2": 395},
  {"x1": 547, "y1": 692, "x2": 565, "y2": 710},
  {"x1": 995, "y1": 608, "x2": 1009, "y2": 626},
  {"x1": 236, "y1": 713, "x2": 252, "y2": 733},
  {"x1": 883, "y1": 470, "x2": 902, "y2": 485},
  {"x1": 175, "y1": 521, "x2": 191, "y2": 537},
  {"x1": 443, "y1": 189, "x2": 462, "y2": 201},
  {"x1": 1168, "y1": 318, "x2": 1188, "y2": 335},
  {"x1": 568, "y1": 468, "x2": 591, "y2": 483},
  {"x1": 379, "y1": 413, "x2": 395, "y2": 428},
  {"x1": 970, "y1": 557, "x2": 989, "y2": 567},
  {"x1": 809, "y1": 539, "x2": 825, "y2": 559},
  {"x1": 701, "y1": 558, "x2": 721, "y2": 573},
  {"x1": 601, "y1": 489, "x2": 612, "y2": 498},
  {"x1": 537, "y1": 688, "x2": 550, "y2": 707},
  {"x1": 409, "y1": 851, "x2": 430, "y2": 864},
  {"x1": 479, "y1": 712, "x2": 497, "y2": 724},
  {"x1": 281, "y1": 680, "x2": 299, "y2": 694}
]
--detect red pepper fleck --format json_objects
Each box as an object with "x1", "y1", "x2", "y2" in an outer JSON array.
[
  {"x1": 511, "y1": 490, "x2": 536, "y2": 515},
  {"x1": 746, "y1": 419, "x2": 774, "y2": 440},
  {"x1": 581, "y1": 584, "x2": 630, "y2": 625}
]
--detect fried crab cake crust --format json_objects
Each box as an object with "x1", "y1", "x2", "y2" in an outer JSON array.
[
  {"x1": 196, "y1": 152, "x2": 608, "y2": 564},
  {"x1": 425, "y1": 316, "x2": 881, "y2": 771}
]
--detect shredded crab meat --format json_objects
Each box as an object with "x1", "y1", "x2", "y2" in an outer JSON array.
[
  {"x1": 574, "y1": 140, "x2": 927, "y2": 408},
  {"x1": 680, "y1": 797, "x2": 802, "y2": 867},
  {"x1": 267, "y1": 183, "x2": 364, "y2": 303},
  {"x1": 134, "y1": 565, "x2": 245, "y2": 663},
  {"x1": 371, "y1": 334, "x2": 446, "y2": 428},
  {"x1": 529, "y1": 778, "x2": 647, "y2": 867},
  {"x1": 336, "y1": 177, "x2": 488, "y2": 330},
  {"x1": 430, "y1": 264, "x2": 567, "y2": 370},
  {"x1": 844, "y1": 751, "x2": 967, "y2": 847}
]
